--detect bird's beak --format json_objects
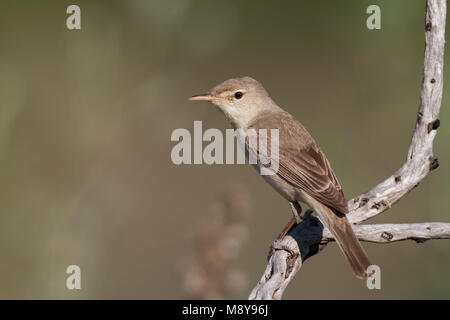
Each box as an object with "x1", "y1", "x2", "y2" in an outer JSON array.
[{"x1": 189, "y1": 93, "x2": 225, "y2": 102}]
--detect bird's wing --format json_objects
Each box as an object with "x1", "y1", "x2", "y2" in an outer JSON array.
[{"x1": 247, "y1": 111, "x2": 349, "y2": 214}]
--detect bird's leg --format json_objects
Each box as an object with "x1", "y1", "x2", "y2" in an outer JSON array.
[
  {"x1": 289, "y1": 202, "x2": 302, "y2": 223},
  {"x1": 275, "y1": 202, "x2": 302, "y2": 241},
  {"x1": 268, "y1": 202, "x2": 303, "y2": 260},
  {"x1": 275, "y1": 217, "x2": 296, "y2": 241},
  {"x1": 268, "y1": 217, "x2": 297, "y2": 260}
]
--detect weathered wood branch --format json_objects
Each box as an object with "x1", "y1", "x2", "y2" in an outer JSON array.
[
  {"x1": 249, "y1": 0, "x2": 447, "y2": 300},
  {"x1": 328, "y1": 222, "x2": 450, "y2": 243}
]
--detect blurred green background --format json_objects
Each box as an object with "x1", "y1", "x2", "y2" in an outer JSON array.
[{"x1": 0, "y1": 0, "x2": 448, "y2": 299}]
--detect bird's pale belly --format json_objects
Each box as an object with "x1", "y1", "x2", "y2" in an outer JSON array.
[{"x1": 251, "y1": 163, "x2": 298, "y2": 202}]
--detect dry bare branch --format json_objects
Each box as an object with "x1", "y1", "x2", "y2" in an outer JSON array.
[{"x1": 328, "y1": 222, "x2": 450, "y2": 243}]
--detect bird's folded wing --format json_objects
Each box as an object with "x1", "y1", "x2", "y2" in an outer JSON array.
[
  {"x1": 247, "y1": 112, "x2": 348, "y2": 214},
  {"x1": 276, "y1": 143, "x2": 348, "y2": 214}
]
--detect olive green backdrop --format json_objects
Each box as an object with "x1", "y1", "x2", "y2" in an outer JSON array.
[{"x1": 0, "y1": 0, "x2": 448, "y2": 299}]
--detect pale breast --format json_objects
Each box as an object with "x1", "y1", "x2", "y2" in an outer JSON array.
[{"x1": 251, "y1": 163, "x2": 298, "y2": 202}]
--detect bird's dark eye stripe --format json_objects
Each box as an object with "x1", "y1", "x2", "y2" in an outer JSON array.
[{"x1": 234, "y1": 91, "x2": 243, "y2": 99}]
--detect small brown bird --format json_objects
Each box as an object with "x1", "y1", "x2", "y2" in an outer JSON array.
[{"x1": 190, "y1": 76, "x2": 371, "y2": 279}]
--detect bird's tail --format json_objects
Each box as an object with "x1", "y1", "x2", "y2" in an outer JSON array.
[{"x1": 309, "y1": 200, "x2": 371, "y2": 279}]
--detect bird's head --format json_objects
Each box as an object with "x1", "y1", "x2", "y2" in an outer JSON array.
[{"x1": 189, "y1": 76, "x2": 278, "y2": 128}]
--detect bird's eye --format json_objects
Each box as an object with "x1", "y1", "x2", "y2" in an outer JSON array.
[{"x1": 234, "y1": 91, "x2": 243, "y2": 99}]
